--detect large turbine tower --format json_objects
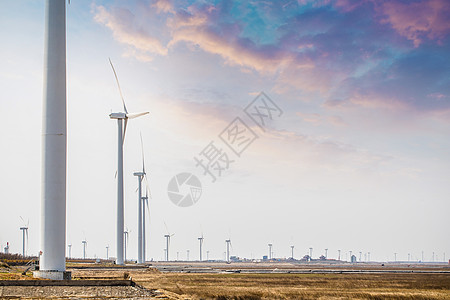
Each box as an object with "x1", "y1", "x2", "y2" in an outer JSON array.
[
  {"x1": 109, "y1": 59, "x2": 148, "y2": 265},
  {"x1": 35, "y1": 0, "x2": 70, "y2": 280}
]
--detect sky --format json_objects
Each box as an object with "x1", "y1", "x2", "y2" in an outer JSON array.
[{"x1": 0, "y1": 0, "x2": 449, "y2": 263}]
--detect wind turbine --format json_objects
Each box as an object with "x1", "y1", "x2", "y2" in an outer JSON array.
[
  {"x1": 338, "y1": 249, "x2": 341, "y2": 261},
  {"x1": 198, "y1": 234, "x2": 204, "y2": 261},
  {"x1": 207, "y1": 250, "x2": 210, "y2": 261},
  {"x1": 109, "y1": 58, "x2": 149, "y2": 265},
  {"x1": 164, "y1": 223, "x2": 174, "y2": 262},
  {"x1": 186, "y1": 249, "x2": 190, "y2": 261},
  {"x1": 142, "y1": 189, "x2": 149, "y2": 263},
  {"x1": 67, "y1": 244, "x2": 72, "y2": 259},
  {"x1": 124, "y1": 228, "x2": 130, "y2": 263},
  {"x1": 19, "y1": 217, "x2": 29, "y2": 258},
  {"x1": 309, "y1": 247, "x2": 313, "y2": 261},
  {"x1": 290, "y1": 245, "x2": 294, "y2": 259},
  {"x1": 325, "y1": 248, "x2": 328, "y2": 259},
  {"x1": 38, "y1": 0, "x2": 68, "y2": 279},
  {"x1": 82, "y1": 239, "x2": 87, "y2": 260},
  {"x1": 135, "y1": 133, "x2": 150, "y2": 264},
  {"x1": 225, "y1": 239, "x2": 232, "y2": 263},
  {"x1": 268, "y1": 244, "x2": 273, "y2": 260},
  {"x1": 106, "y1": 245, "x2": 109, "y2": 260}
]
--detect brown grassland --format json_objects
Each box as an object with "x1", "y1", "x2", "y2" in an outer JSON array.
[
  {"x1": 1, "y1": 262, "x2": 449, "y2": 299},
  {"x1": 133, "y1": 271, "x2": 450, "y2": 299}
]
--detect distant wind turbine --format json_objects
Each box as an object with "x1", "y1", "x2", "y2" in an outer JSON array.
[
  {"x1": 109, "y1": 58, "x2": 149, "y2": 265},
  {"x1": 124, "y1": 228, "x2": 130, "y2": 263},
  {"x1": 198, "y1": 234, "x2": 204, "y2": 261},
  {"x1": 225, "y1": 239, "x2": 232, "y2": 263},
  {"x1": 19, "y1": 217, "x2": 29, "y2": 258},
  {"x1": 164, "y1": 223, "x2": 174, "y2": 261},
  {"x1": 82, "y1": 239, "x2": 87, "y2": 260}
]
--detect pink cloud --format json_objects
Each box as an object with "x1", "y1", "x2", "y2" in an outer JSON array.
[
  {"x1": 94, "y1": 5, "x2": 168, "y2": 59},
  {"x1": 376, "y1": 0, "x2": 450, "y2": 47},
  {"x1": 167, "y1": 6, "x2": 295, "y2": 73},
  {"x1": 152, "y1": 0, "x2": 174, "y2": 14}
]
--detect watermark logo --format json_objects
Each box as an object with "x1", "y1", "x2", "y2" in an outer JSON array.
[
  {"x1": 168, "y1": 92, "x2": 282, "y2": 206},
  {"x1": 167, "y1": 173, "x2": 202, "y2": 207}
]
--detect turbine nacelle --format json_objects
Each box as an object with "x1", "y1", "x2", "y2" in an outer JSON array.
[{"x1": 109, "y1": 112, "x2": 148, "y2": 120}]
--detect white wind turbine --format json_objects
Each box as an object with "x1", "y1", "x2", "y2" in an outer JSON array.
[
  {"x1": 82, "y1": 239, "x2": 87, "y2": 260},
  {"x1": 198, "y1": 233, "x2": 204, "y2": 261},
  {"x1": 142, "y1": 188, "x2": 150, "y2": 263},
  {"x1": 164, "y1": 223, "x2": 174, "y2": 261},
  {"x1": 108, "y1": 58, "x2": 149, "y2": 265},
  {"x1": 19, "y1": 217, "x2": 29, "y2": 258},
  {"x1": 134, "y1": 133, "x2": 150, "y2": 264}
]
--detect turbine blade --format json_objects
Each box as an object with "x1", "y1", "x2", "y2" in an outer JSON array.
[
  {"x1": 126, "y1": 112, "x2": 149, "y2": 119},
  {"x1": 108, "y1": 58, "x2": 128, "y2": 114}
]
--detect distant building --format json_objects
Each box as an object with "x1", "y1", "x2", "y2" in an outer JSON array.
[
  {"x1": 262, "y1": 255, "x2": 268, "y2": 261},
  {"x1": 351, "y1": 255, "x2": 357, "y2": 263}
]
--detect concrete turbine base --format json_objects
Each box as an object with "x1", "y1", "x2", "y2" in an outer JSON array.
[{"x1": 33, "y1": 271, "x2": 72, "y2": 280}]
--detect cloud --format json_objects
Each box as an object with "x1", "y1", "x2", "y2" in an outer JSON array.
[
  {"x1": 376, "y1": 0, "x2": 450, "y2": 47},
  {"x1": 152, "y1": 0, "x2": 174, "y2": 14},
  {"x1": 167, "y1": 3, "x2": 295, "y2": 73},
  {"x1": 93, "y1": 5, "x2": 168, "y2": 60},
  {"x1": 93, "y1": 1, "x2": 450, "y2": 115},
  {"x1": 296, "y1": 112, "x2": 347, "y2": 126}
]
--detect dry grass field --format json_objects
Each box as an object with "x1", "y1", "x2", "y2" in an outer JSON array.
[
  {"x1": 131, "y1": 271, "x2": 450, "y2": 299},
  {"x1": 1, "y1": 262, "x2": 449, "y2": 299}
]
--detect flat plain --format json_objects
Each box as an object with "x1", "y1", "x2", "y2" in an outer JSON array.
[{"x1": 1, "y1": 261, "x2": 449, "y2": 299}]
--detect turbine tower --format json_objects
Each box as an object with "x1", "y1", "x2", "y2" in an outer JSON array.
[
  {"x1": 309, "y1": 247, "x2": 313, "y2": 261},
  {"x1": 290, "y1": 245, "x2": 294, "y2": 259},
  {"x1": 109, "y1": 58, "x2": 149, "y2": 265},
  {"x1": 268, "y1": 244, "x2": 273, "y2": 260},
  {"x1": 198, "y1": 235, "x2": 204, "y2": 261},
  {"x1": 133, "y1": 168, "x2": 144, "y2": 264},
  {"x1": 325, "y1": 248, "x2": 328, "y2": 259},
  {"x1": 82, "y1": 240, "x2": 87, "y2": 260},
  {"x1": 338, "y1": 249, "x2": 341, "y2": 261},
  {"x1": 187, "y1": 249, "x2": 190, "y2": 261},
  {"x1": 106, "y1": 245, "x2": 109, "y2": 260},
  {"x1": 135, "y1": 133, "x2": 149, "y2": 264},
  {"x1": 67, "y1": 244, "x2": 72, "y2": 259},
  {"x1": 142, "y1": 191, "x2": 149, "y2": 263},
  {"x1": 124, "y1": 229, "x2": 129, "y2": 263},
  {"x1": 20, "y1": 224, "x2": 29, "y2": 258},
  {"x1": 37, "y1": 0, "x2": 69, "y2": 280},
  {"x1": 164, "y1": 234, "x2": 174, "y2": 261},
  {"x1": 225, "y1": 239, "x2": 231, "y2": 263}
]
